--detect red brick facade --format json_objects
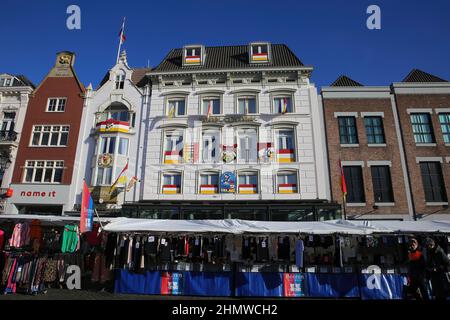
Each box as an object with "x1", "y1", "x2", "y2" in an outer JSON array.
[{"x1": 322, "y1": 95, "x2": 410, "y2": 219}]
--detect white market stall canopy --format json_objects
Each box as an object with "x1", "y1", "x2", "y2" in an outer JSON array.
[
  {"x1": 0, "y1": 214, "x2": 115, "y2": 226},
  {"x1": 103, "y1": 218, "x2": 450, "y2": 235}
]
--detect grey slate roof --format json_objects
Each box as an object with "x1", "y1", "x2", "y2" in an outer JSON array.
[
  {"x1": 151, "y1": 44, "x2": 304, "y2": 73},
  {"x1": 402, "y1": 69, "x2": 447, "y2": 83},
  {"x1": 330, "y1": 75, "x2": 363, "y2": 87}
]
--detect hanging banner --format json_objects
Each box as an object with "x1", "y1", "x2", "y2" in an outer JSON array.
[
  {"x1": 161, "y1": 272, "x2": 184, "y2": 295},
  {"x1": 283, "y1": 273, "x2": 305, "y2": 297},
  {"x1": 220, "y1": 172, "x2": 236, "y2": 193}
]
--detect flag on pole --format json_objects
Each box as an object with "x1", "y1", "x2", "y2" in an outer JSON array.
[
  {"x1": 110, "y1": 162, "x2": 128, "y2": 193},
  {"x1": 126, "y1": 176, "x2": 138, "y2": 192},
  {"x1": 207, "y1": 100, "x2": 212, "y2": 118},
  {"x1": 339, "y1": 160, "x2": 347, "y2": 201},
  {"x1": 118, "y1": 18, "x2": 126, "y2": 44},
  {"x1": 80, "y1": 180, "x2": 95, "y2": 233},
  {"x1": 281, "y1": 98, "x2": 288, "y2": 114}
]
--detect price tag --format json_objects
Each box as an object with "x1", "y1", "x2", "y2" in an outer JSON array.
[
  {"x1": 306, "y1": 267, "x2": 316, "y2": 273},
  {"x1": 387, "y1": 269, "x2": 395, "y2": 274},
  {"x1": 135, "y1": 242, "x2": 140, "y2": 249},
  {"x1": 149, "y1": 236, "x2": 155, "y2": 242},
  {"x1": 447, "y1": 236, "x2": 450, "y2": 243},
  {"x1": 279, "y1": 238, "x2": 284, "y2": 244},
  {"x1": 161, "y1": 239, "x2": 166, "y2": 245},
  {"x1": 398, "y1": 236, "x2": 403, "y2": 244},
  {"x1": 195, "y1": 239, "x2": 199, "y2": 246},
  {"x1": 262, "y1": 241, "x2": 266, "y2": 248},
  {"x1": 309, "y1": 235, "x2": 313, "y2": 242}
]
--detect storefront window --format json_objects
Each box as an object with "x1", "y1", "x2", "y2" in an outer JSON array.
[
  {"x1": 270, "y1": 208, "x2": 315, "y2": 221},
  {"x1": 182, "y1": 207, "x2": 223, "y2": 220},
  {"x1": 317, "y1": 208, "x2": 342, "y2": 221},
  {"x1": 225, "y1": 208, "x2": 267, "y2": 220},
  {"x1": 139, "y1": 208, "x2": 180, "y2": 219}
]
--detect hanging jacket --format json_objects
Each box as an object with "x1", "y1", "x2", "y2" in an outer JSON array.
[{"x1": 61, "y1": 225, "x2": 79, "y2": 253}]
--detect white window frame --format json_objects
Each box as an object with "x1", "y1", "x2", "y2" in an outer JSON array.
[
  {"x1": 163, "y1": 130, "x2": 185, "y2": 164},
  {"x1": 95, "y1": 166, "x2": 113, "y2": 186},
  {"x1": 201, "y1": 129, "x2": 221, "y2": 163},
  {"x1": 30, "y1": 125, "x2": 70, "y2": 147},
  {"x1": 1, "y1": 112, "x2": 16, "y2": 131},
  {"x1": 115, "y1": 71, "x2": 126, "y2": 90},
  {"x1": 236, "y1": 127, "x2": 258, "y2": 164},
  {"x1": 272, "y1": 94, "x2": 294, "y2": 114},
  {"x1": 236, "y1": 95, "x2": 258, "y2": 115},
  {"x1": 23, "y1": 160, "x2": 64, "y2": 184},
  {"x1": 46, "y1": 98, "x2": 67, "y2": 112},
  {"x1": 161, "y1": 171, "x2": 183, "y2": 194},
  {"x1": 237, "y1": 170, "x2": 259, "y2": 194},
  {"x1": 274, "y1": 127, "x2": 297, "y2": 162},
  {"x1": 276, "y1": 170, "x2": 299, "y2": 194},
  {"x1": 166, "y1": 97, "x2": 187, "y2": 117},
  {"x1": 198, "y1": 171, "x2": 220, "y2": 194},
  {"x1": 201, "y1": 96, "x2": 222, "y2": 116}
]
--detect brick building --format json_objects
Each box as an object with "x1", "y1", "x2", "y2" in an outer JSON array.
[
  {"x1": 7, "y1": 52, "x2": 86, "y2": 215},
  {"x1": 321, "y1": 70, "x2": 450, "y2": 221}
]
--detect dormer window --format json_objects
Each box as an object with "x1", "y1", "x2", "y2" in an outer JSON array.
[
  {"x1": 183, "y1": 45, "x2": 205, "y2": 66},
  {"x1": 115, "y1": 71, "x2": 125, "y2": 90},
  {"x1": 0, "y1": 77, "x2": 13, "y2": 87},
  {"x1": 249, "y1": 42, "x2": 271, "y2": 63}
]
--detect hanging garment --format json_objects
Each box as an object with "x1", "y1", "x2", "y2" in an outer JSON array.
[
  {"x1": 61, "y1": 225, "x2": 79, "y2": 253},
  {"x1": 159, "y1": 238, "x2": 171, "y2": 262},
  {"x1": 105, "y1": 233, "x2": 117, "y2": 270},
  {"x1": 242, "y1": 237, "x2": 251, "y2": 260},
  {"x1": 86, "y1": 224, "x2": 101, "y2": 247},
  {"x1": 9, "y1": 223, "x2": 31, "y2": 248},
  {"x1": 30, "y1": 220, "x2": 42, "y2": 241},
  {"x1": 295, "y1": 239, "x2": 304, "y2": 268},
  {"x1": 0, "y1": 229, "x2": 4, "y2": 250},
  {"x1": 256, "y1": 237, "x2": 269, "y2": 262}
]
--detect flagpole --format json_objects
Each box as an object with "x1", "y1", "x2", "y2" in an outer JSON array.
[
  {"x1": 342, "y1": 195, "x2": 347, "y2": 220},
  {"x1": 116, "y1": 17, "x2": 126, "y2": 64}
]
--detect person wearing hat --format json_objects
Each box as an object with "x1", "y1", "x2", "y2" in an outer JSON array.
[
  {"x1": 424, "y1": 237, "x2": 450, "y2": 300},
  {"x1": 406, "y1": 238, "x2": 429, "y2": 300}
]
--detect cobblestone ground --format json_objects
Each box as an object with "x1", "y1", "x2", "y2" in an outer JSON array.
[{"x1": 0, "y1": 289, "x2": 238, "y2": 300}]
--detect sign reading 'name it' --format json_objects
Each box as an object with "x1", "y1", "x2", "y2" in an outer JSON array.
[{"x1": 20, "y1": 191, "x2": 57, "y2": 198}]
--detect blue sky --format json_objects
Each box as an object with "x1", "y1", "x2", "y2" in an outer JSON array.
[{"x1": 2, "y1": 0, "x2": 450, "y2": 88}]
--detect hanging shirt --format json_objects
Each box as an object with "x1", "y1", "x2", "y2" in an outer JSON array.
[
  {"x1": 61, "y1": 225, "x2": 79, "y2": 253},
  {"x1": 30, "y1": 220, "x2": 42, "y2": 241},
  {"x1": 256, "y1": 237, "x2": 269, "y2": 262},
  {"x1": 86, "y1": 224, "x2": 101, "y2": 246},
  {"x1": 295, "y1": 239, "x2": 304, "y2": 268},
  {"x1": 0, "y1": 229, "x2": 4, "y2": 250}
]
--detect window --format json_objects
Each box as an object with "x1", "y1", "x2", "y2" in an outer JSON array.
[
  {"x1": 274, "y1": 97, "x2": 293, "y2": 114},
  {"x1": 277, "y1": 172, "x2": 298, "y2": 194},
  {"x1": 96, "y1": 167, "x2": 113, "y2": 186},
  {"x1": 202, "y1": 98, "x2": 220, "y2": 115},
  {"x1": 184, "y1": 46, "x2": 202, "y2": 65},
  {"x1": 0, "y1": 78, "x2": 13, "y2": 87},
  {"x1": 364, "y1": 116, "x2": 385, "y2": 144},
  {"x1": 237, "y1": 128, "x2": 257, "y2": 163},
  {"x1": 276, "y1": 129, "x2": 295, "y2": 163},
  {"x1": 238, "y1": 172, "x2": 258, "y2": 194},
  {"x1": 98, "y1": 104, "x2": 130, "y2": 123},
  {"x1": 439, "y1": 113, "x2": 450, "y2": 143},
  {"x1": 343, "y1": 166, "x2": 365, "y2": 203},
  {"x1": 162, "y1": 173, "x2": 182, "y2": 194},
  {"x1": 238, "y1": 97, "x2": 257, "y2": 114},
  {"x1": 250, "y1": 43, "x2": 270, "y2": 63},
  {"x1": 167, "y1": 99, "x2": 186, "y2": 117},
  {"x1": 115, "y1": 72, "x2": 125, "y2": 89},
  {"x1": 100, "y1": 136, "x2": 116, "y2": 154},
  {"x1": 411, "y1": 113, "x2": 435, "y2": 143},
  {"x1": 420, "y1": 162, "x2": 447, "y2": 202},
  {"x1": 1, "y1": 112, "x2": 16, "y2": 132},
  {"x1": 23, "y1": 160, "x2": 64, "y2": 183},
  {"x1": 199, "y1": 172, "x2": 219, "y2": 194},
  {"x1": 47, "y1": 98, "x2": 66, "y2": 112},
  {"x1": 371, "y1": 166, "x2": 394, "y2": 203},
  {"x1": 31, "y1": 125, "x2": 69, "y2": 147},
  {"x1": 118, "y1": 138, "x2": 129, "y2": 155},
  {"x1": 164, "y1": 131, "x2": 184, "y2": 164},
  {"x1": 338, "y1": 117, "x2": 358, "y2": 144},
  {"x1": 202, "y1": 130, "x2": 220, "y2": 163}
]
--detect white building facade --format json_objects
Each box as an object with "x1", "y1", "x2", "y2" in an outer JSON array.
[
  {"x1": 133, "y1": 43, "x2": 337, "y2": 221},
  {"x1": 0, "y1": 74, "x2": 34, "y2": 212},
  {"x1": 72, "y1": 51, "x2": 150, "y2": 213}
]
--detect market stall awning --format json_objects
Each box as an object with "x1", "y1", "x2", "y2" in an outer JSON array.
[
  {"x1": 103, "y1": 218, "x2": 375, "y2": 235},
  {"x1": 338, "y1": 220, "x2": 450, "y2": 234},
  {"x1": 0, "y1": 214, "x2": 116, "y2": 226}
]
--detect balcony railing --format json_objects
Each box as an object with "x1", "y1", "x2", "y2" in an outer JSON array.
[{"x1": 0, "y1": 131, "x2": 17, "y2": 143}]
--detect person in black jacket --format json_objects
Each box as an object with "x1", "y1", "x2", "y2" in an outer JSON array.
[
  {"x1": 406, "y1": 238, "x2": 429, "y2": 300},
  {"x1": 424, "y1": 237, "x2": 450, "y2": 300}
]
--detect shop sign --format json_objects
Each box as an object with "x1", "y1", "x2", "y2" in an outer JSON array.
[
  {"x1": 220, "y1": 172, "x2": 236, "y2": 193},
  {"x1": 9, "y1": 184, "x2": 70, "y2": 205}
]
